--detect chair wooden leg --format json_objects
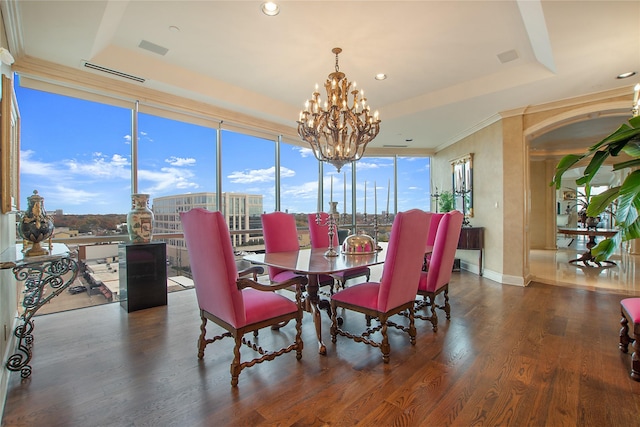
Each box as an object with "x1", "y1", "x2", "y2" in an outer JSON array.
[
  {"x1": 429, "y1": 295, "x2": 439, "y2": 332},
  {"x1": 408, "y1": 308, "x2": 416, "y2": 346},
  {"x1": 620, "y1": 315, "x2": 631, "y2": 353},
  {"x1": 443, "y1": 288, "x2": 451, "y2": 320},
  {"x1": 330, "y1": 301, "x2": 338, "y2": 343},
  {"x1": 380, "y1": 319, "x2": 390, "y2": 364},
  {"x1": 632, "y1": 335, "x2": 640, "y2": 381},
  {"x1": 197, "y1": 316, "x2": 208, "y2": 359},
  {"x1": 295, "y1": 311, "x2": 303, "y2": 360},
  {"x1": 230, "y1": 335, "x2": 242, "y2": 387}
]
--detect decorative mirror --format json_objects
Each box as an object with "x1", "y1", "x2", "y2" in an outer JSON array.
[{"x1": 451, "y1": 153, "x2": 473, "y2": 219}]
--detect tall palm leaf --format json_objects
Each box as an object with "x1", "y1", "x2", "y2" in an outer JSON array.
[{"x1": 551, "y1": 115, "x2": 640, "y2": 260}]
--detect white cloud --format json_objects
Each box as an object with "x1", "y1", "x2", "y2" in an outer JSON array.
[
  {"x1": 20, "y1": 150, "x2": 59, "y2": 177},
  {"x1": 138, "y1": 167, "x2": 199, "y2": 194},
  {"x1": 281, "y1": 180, "x2": 318, "y2": 199},
  {"x1": 64, "y1": 153, "x2": 130, "y2": 179},
  {"x1": 356, "y1": 160, "x2": 392, "y2": 170},
  {"x1": 280, "y1": 167, "x2": 295, "y2": 178},
  {"x1": 294, "y1": 147, "x2": 314, "y2": 158},
  {"x1": 228, "y1": 166, "x2": 296, "y2": 183},
  {"x1": 166, "y1": 156, "x2": 196, "y2": 167}
]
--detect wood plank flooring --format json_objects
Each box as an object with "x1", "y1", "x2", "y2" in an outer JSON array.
[{"x1": 3, "y1": 272, "x2": 640, "y2": 426}]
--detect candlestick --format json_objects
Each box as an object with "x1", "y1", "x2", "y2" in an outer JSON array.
[
  {"x1": 386, "y1": 179, "x2": 390, "y2": 214},
  {"x1": 317, "y1": 176, "x2": 321, "y2": 213},
  {"x1": 343, "y1": 172, "x2": 347, "y2": 216},
  {"x1": 465, "y1": 167, "x2": 471, "y2": 191},
  {"x1": 374, "y1": 180, "x2": 377, "y2": 216},
  {"x1": 330, "y1": 175, "x2": 333, "y2": 203},
  {"x1": 364, "y1": 181, "x2": 367, "y2": 214}
]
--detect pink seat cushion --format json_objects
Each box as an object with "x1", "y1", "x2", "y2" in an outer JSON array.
[
  {"x1": 331, "y1": 282, "x2": 380, "y2": 310},
  {"x1": 242, "y1": 288, "x2": 298, "y2": 325},
  {"x1": 622, "y1": 298, "x2": 640, "y2": 323},
  {"x1": 273, "y1": 270, "x2": 305, "y2": 283}
]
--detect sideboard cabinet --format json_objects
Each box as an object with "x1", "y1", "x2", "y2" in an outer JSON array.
[{"x1": 457, "y1": 227, "x2": 484, "y2": 276}]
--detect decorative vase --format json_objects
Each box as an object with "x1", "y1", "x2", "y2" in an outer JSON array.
[
  {"x1": 585, "y1": 216, "x2": 600, "y2": 229},
  {"x1": 127, "y1": 194, "x2": 154, "y2": 244},
  {"x1": 18, "y1": 190, "x2": 55, "y2": 257}
]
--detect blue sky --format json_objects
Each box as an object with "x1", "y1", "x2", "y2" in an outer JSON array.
[{"x1": 16, "y1": 79, "x2": 431, "y2": 215}]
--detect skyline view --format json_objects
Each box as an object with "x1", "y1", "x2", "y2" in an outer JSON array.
[{"x1": 16, "y1": 78, "x2": 431, "y2": 216}]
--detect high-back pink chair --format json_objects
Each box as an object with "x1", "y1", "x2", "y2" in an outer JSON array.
[
  {"x1": 424, "y1": 212, "x2": 445, "y2": 270},
  {"x1": 416, "y1": 210, "x2": 463, "y2": 331},
  {"x1": 426, "y1": 213, "x2": 445, "y2": 247},
  {"x1": 329, "y1": 209, "x2": 431, "y2": 363},
  {"x1": 262, "y1": 211, "x2": 333, "y2": 288},
  {"x1": 261, "y1": 211, "x2": 305, "y2": 283},
  {"x1": 181, "y1": 208, "x2": 307, "y2": 386},
  {"x1": 307, "y1": 213, "x2": 370, "y2": 292}
]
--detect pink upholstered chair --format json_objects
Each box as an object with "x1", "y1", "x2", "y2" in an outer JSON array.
[
  {"x1": 620, "y1": 298, "x2": 640, "y2": 381},
  {"x1": 416, "y1": 210, "x2": 463, "y2": 331},
  {"x1": 329, "y1": 209, "x2": 431, "y2": 363},
  {"x1": 424, "y1": 212, "x2": 445, "y2": 271},
  {"x1": 307, "y1": 213, "x2": 370, "y2": 293},
  {"x1": 180, "y1": 208, "x2": 307, "y2": 387},
  {"x1": 262, "y1": 211, "x2": 333, "y2": 287}
]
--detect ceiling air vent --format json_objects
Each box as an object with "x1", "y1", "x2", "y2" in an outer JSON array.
[{"x1": 83, "y1": 62, "x2": 146, "y2": 83}]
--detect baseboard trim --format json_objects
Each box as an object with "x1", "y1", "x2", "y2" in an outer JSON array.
[{"x1": 459, "y1": 261, "x2": 528, "y2": 287}]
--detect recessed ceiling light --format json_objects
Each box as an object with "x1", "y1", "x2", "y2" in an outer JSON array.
[
  {"x1": 261, "y1": 2, "x2": 280, "y2": 16},
  {"x1": 375, "y1": 73, "x2": 387, "y2": 81},
  {"x1": 617, "y1": 71, "x2": 636, "y2": 79},
  {"x1": 169, "y1": 25, "x2": 180, "y2": 32}
]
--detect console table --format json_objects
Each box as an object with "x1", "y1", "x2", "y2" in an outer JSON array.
[
  {"x1": 1, "y1": 243, "x2": 78, "y2": 378},
  {"x1": 457, "y1": 227, "x2": 485, "y2": 276},
  {"x1": 557, "y1": 227, "x2": 618, "y2": 268}
]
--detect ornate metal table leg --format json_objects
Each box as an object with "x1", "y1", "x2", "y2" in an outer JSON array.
[{"x1": 6, "y1": 257, "x2": 78, "y2": 378}]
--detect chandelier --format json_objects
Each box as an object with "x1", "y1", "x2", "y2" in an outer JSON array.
[{"x1": 297, "y1": 47, "x2": 381, "y2": 172}]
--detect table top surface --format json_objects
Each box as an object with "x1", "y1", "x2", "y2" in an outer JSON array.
[
  {"x1": 244, "y1": 246, "x2": 387, "y2": 275},
  {"x1": 557, "y1": 228, "x2": 618, "y2": 237},
  {"x1": 1, "y1": 243, "x2": 71, "y2": 268}
]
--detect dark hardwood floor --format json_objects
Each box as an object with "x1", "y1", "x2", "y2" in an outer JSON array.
[{"x1": 3, "y1": 272, "x2": 640, "y2": 426}]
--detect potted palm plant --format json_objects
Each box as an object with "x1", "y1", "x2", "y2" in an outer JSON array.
[
  {"x1": 551, "y1": 115, "x2": 640, "y2": 260},
  {"x1": 439, "y1": 190, "x2": 454, "y2": 213}
]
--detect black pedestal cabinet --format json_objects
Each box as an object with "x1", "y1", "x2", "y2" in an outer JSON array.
[{"x1": 119, "y1": 242, "x2": 167, "y2": 312}]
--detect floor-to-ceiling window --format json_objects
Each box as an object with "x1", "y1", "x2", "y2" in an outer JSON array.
[
  {"x1": 17, "y1": 83, "x2": 131, "y2": 216},
  {"x1": 15, "y1": 75, "x2": 433, "y2": 315},
  {"x1": 137, "y1": 111, "x2": 217, "y2": 277},
  {"x1": 397, "y1": 156, "x2": 431, "y2": 211}
]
